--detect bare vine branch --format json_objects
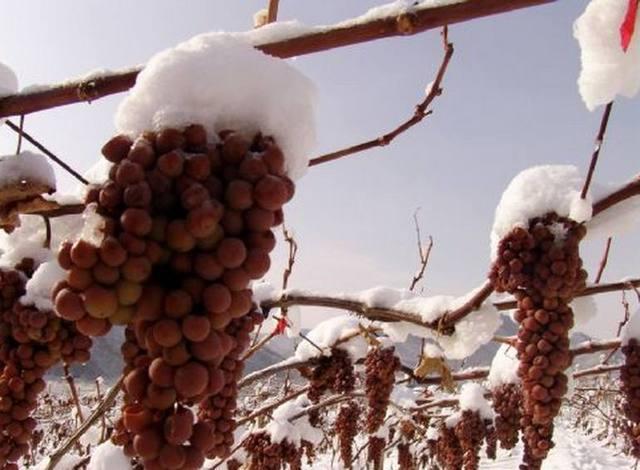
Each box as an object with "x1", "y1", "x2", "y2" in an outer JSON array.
[
  {"x1": 581, "y1": 101, "x2": 614, "y2": 199},
  {"x1": 309, "y1": 28, "x2": 453, "y2": 167},
  {"x1": 5, "y1": 120, "x2": 89, "y2": 185}
]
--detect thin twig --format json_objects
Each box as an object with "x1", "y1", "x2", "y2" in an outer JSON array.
[
  {"x1": 309, "y1": 28, "x2": 454, "y2": 167},
  {"x1": 602, "y1": 288, "x2": 633, "y2": 364},
  {"x1": 591, "y1": 175, "x2": 640, "y2": 217},
  {"x1": 47, "y1": 376, "x2": 123, "y2": 470},
  {"x1": 42, "y1": 216, "x2": 52, "y2": 250},
  {"x1": 63, "y1": 365, "x2": 84, "y2": 423},
  {"x1": 409, "y1": 210, "x2": 433, "y2": 292},
  {"x1": 573, "y1": 363, "x2": 622, "y2": 379},
  {"x1": 243, "y1": 329, "x2": 278, "y2": 361},
  {"x1": 15, "y1": 115, "x2": 24, "y2": 154},
  {"x1": 581, "y1": 101, "x2": 614, "y2": 199},
  {"x1": 208, "y1": 436, "x2": 249, "y2": 470},
  {"x1": 594, "y1": 237, "x2": 612, "y2": 284},
  {"x1": 267, "y1": 0, "x2": 280, "y2": 23},
  {"x1": 94, "y1": 379, "x2": 107, "y2": 443},
  {"x1": 5, "y1": 120, "x2": 89, "y2": 185}
]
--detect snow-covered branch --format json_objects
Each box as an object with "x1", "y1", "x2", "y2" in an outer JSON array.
[{"x1": 0, "y1": 0, "x2": 554, "y2": 119}]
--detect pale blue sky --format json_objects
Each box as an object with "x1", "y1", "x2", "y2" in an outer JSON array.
[{"x1": 1, "y1": 1, "x2": 638, "y2": 337}]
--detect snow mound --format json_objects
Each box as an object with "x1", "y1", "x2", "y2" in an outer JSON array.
[
  {"x1": 0, "y1": 214, "x2": 83, "y2": 269},
  {"x1": 264, "y1": 395, "x2": 322, "y2": 446},
  {"x1": 0, "y1": 152, "x2": 55, "y2": 189},
  {"x1": 574, "y1": 0, "x2": 640, "y2": 110},
  {"x1": 458, "y1": 383, "x2": 494, "y2": 419},
  {"x1": 0, "y1": 61, "x2": 18, "y2": 98},
  {"x1": 295, "y1": 315, "x2": 368, "y2": 361},
  {"x1": 622, "y1": 308, "x2": 640, "y2": 346},
  {"x1": 345, "y1": 0, "x2": 465, "y2": 26},
  {"x1": 21, "y1": 260, "x2": 66, "y2": 310},
  {"x1": 87, "y1": 441, "x2": 132, "y2": 470},
  {"x1": 115, "y1": 33, "x2": 316, "y2": 180},
  {"x1": 490, "y1": 165, "x2": 591, "y2": 259},
  {"x1": 487, "y1": 343, "x2": 519, "y2": 388}
]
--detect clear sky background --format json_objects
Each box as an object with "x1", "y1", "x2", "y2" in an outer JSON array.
[{"x1": 0, "y1": 1, "x2": 638, "y2": 338}]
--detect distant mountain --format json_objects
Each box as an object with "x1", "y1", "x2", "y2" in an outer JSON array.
[{"x1": 56, "y1": 317, "x2": 607, "y2": 385}]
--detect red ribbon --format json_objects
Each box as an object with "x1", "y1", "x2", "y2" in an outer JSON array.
[
  {"x1": 621, "y1": 0, "x2": 639, "y2": 52},
  {"x1": 274, "y1": 316, "x2": 289, "y2": 335}
]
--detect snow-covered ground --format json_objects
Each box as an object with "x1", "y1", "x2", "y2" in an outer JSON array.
[
  {"x1": 297, "y1": 423, "x2": 634, "y2": 469},
  {"x1": 480, "y1": 426, "x2": 633, "y2": 470}
]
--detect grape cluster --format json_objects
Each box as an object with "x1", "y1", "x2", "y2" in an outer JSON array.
[
  {"x1": 435, "y1": 423, "x2": 462, "y2": 470},
  {"x1": 244, "y1": 431, "x2": 301, "y2": 470},
  {"x1": 485, "y1": 419, "x2": 497, "y2": 460},
  {"x1": 454, "y1": 410, "x2": 487, "y2": 470},
  {"x1": 302, "y1": 348, "x2": 355, "y2": 403},
  {"x1": 335, "y1": 401, "x2": 359, "y2": 468},
  {"x1": 364, "y1": 347, "x2": 400, "y2": 434},
  {"x1": 197, "y1": 312, "x2": 263, "y2": 458},
  {"x1": 621, "y1": 338, "x2": 640, "y2": 457},
  {"x1": 521, "y1": 438, "x2": 542, "y2": 470},
  {"x1": 491, "y1": 383, "x2": 522, "y2": 450},
  {"x1": 367, "y1": 436, "x2": 385, "y2": 467},
  {"x1": 397, "y1": 443, "x2": 415, "y2": 470},
  {"x1": 54, "y1": 125, "x2": 291, "y2": 468},
  {"x1": 490, "y1": 213, "x2": 587, "y2": 466},
  {"x1": 0, "y1": 264, "x2": 91, "y2": 469},
  {"x1": 226, "y1": 459, "x2": 241, "y2": 470}
]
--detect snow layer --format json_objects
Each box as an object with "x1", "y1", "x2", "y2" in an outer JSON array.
[
  {"x1": 621, "y1": 308, "x2": 640, "y2": 346},
  {"x1": 575, "y1": 0, "x2": 640, "y2": 110},
  {"x1": 0, "y1": 61, "x2": 18, "y2": 98},
  {"x1": 115, "y1": 33, "x2": 316, "y2": 180},
  {"x1": 264, "y1": 395, "x2": 322, "y2": 446},
  {"x1": 345, "y1": 0, "x2": 465, "y2": 26},
  {"x1": 87, "y1": 441, "x2": 132, "y2": 470},
  {"x1": 458, "y1": 383, "x2": 494, "y2": 419},
  {"x1": 487, "y1": 343, "x2": 520, "y2": 388},
  {"x1": 434, "y1": 293, "x2": 502, "y2": 360},
  {"x1": 0, "y1": 152, "x2": 56, "y2": 189},
  {"x1": 354, "y1": 285, "x2": 501, "y2": 359},
  {"x1": 0, "y1": 214, "x2": 83, "y2": 268},
  {"x1": 491, "y1": 165, "x2": 591, "y2": 259},
  {"x1": 21, "y1": 261, "x2": 66, "y2": 310},
  {"x1": 294, "y1": 315, "x2": 369, "y2": 361}
]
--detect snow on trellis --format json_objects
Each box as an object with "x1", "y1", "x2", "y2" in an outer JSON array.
[
  {"x1": 294, "y1": 315, "x2": 370, "y2": 361},
  {"x1": 575, "y1": 0, "x2": 640, "y2": 110},
  {"x1": 487, "y1": 343, "x2": 519, "y2": 388},
  {"x1": 260, "y1": 283, "x2": 501, "y2": 360},
  {"x1": 445, "y1": 383, "x2": 493, "y2": 428},
  {"x1": 115, "y1": 33, "x2": 316, "y2": 180},
  {"x1": 262, "y1": 395, "x2": 323, "y2": 445}
]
